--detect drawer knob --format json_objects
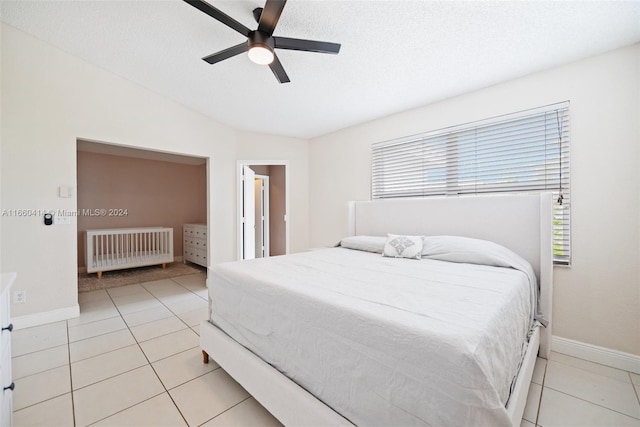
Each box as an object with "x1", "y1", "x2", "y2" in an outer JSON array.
[
  {"x1": 1, "y1": 323, "x2": 13, "y2": 332},
  {"x1": 4, "y1": 382, "x2": 14, "y2": 391}
]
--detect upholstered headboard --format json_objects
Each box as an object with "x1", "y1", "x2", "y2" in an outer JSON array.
[{"x1": 347, "y1": 193, "x2": 553, "y2": 357}]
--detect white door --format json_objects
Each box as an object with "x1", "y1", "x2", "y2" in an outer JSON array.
[
  {"x1": 242, "y1": 165, "x2": 256, "y2": 260},
  {"x1": 254, "y1": 175, "x2": 270, "y2": 258}
]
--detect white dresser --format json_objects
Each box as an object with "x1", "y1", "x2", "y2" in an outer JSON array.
[
  {"x1": 183, "y1": 224, "x2": 207, "y2": 267},
  {"x1": 0, "y1": 273, "x2": 16, "y2": 427}
]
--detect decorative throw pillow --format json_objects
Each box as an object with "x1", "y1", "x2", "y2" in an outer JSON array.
[{"x1": 383, "y1": 234, "x2": 423, "y2": 259}]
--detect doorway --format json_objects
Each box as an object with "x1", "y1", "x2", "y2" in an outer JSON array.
[
  {"x1": 237, "y1": 161, "x2": 288, "y2": 260},
  {"x1": 76, "y1": 139, "x2": 209, "y2": 283}
]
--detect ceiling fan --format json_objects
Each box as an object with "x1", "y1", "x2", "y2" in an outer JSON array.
[{"x1": 184, "y1": 0, "x2": 341, "y2": 83}]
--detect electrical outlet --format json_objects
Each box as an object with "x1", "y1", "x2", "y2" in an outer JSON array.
[{"x1": 13, "y1": 290, "x2": 26, "y2": 304}]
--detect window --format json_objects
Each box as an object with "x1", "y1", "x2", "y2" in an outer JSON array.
[{"x1": 372, "y1": 102, "x2": 570, "y2": 265}]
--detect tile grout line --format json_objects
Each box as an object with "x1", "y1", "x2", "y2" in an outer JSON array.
[
  {"x1": 10, "y1": 326, "x2": 74, "y2": 416},
  {"x1": 630, "y1": 372, "x2": 640, "y2": 406},
  {"x1": 534, "y1": 359, "x2": 547, "y2": 426},
  {"x1": 197, "y1": 396, "x2": 253, "y2": 427},
  {"x1": 67, "y1": 319, "x2": 78, "y2": 427},
  {"x1": 76, "y1": 286, "x2": 192, "y2": 425},
  {"x1": 84, "y1": 391, "x2": 167, "y2": 427},
  {"x1": 105, "y1": 279, "x2": 192, "y2": 426},
  {"x1": 543, "y1": 386, "x2": 640, "y2": 421},
  {"x1": 11, "y1": 274, "x2": 206, "y2": 424},
  {"x1": 138, "y1": 277, "x2": 213, "y2": 424},
  {"x1": 548, "y1": 356, "x2": 635, "y2": 385},
  {"x1": 140, "y1": 278, "x2": 207, "y2": 331},
  {"x1": 70, "y1": 351, "x2": 149, "y2": 393},
  {"x1": 162, "y1": 277, "x2": 261, "y2": 426},
  {"x1": 11, "y1": 321, "x2": 70, "y2": 359}
]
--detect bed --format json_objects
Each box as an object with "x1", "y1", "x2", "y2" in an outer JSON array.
[{"x1": 200, "y1": 193, "x2": 553, "y2": 426}]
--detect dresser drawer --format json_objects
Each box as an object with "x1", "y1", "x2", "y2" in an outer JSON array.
[
  {"x1": 193, "y1": 237, "x2": 206, "y2": 249},
  {"x1": 184, "y1": 224, "x2": 206, "y2": 236},
  {"x1": 195, "y1": 249, "x2": 208, "y2": 264}
]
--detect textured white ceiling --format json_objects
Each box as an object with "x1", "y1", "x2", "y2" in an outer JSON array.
[{"x1": 1, "y1": 1, "x2": 639, "y2": 139}]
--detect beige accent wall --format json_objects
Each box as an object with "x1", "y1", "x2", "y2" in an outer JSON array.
[
  {"x1": 309, "y1": 44, "x2": 640, "y2": 356},
  {"x1": 268, "y1": 165, "x2": 286, "y2": 256},
  {"x1": 76, "y1": 150, "x2": 206, "y2": 267}
]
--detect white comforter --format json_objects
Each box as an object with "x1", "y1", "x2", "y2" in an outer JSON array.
[{"x1": 209, "y1": 248, "x2": 534, "y2": 426}]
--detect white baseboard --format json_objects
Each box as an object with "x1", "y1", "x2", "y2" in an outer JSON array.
[
  {"x1": 12, "y1": 304, "x2": 80, "y2": 330},
  {"x1": 552, "y1": 335, "x2": 640, "y2": 374}
]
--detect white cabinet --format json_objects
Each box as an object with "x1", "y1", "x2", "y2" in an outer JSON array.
[
  {"x1": 0, "y1": 273, "x2": 16, "y2": 427},
  {"x1": 183, "y1": 224, "x2": 207, "y2": 267}
]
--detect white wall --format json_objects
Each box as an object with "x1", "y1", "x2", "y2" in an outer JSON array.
[
  {"x1": 309, "y1": 44, "x2": 640, "y2": 356},
  {"x1": 0, "y1": 23, "x2": 309, "y2": 322}
]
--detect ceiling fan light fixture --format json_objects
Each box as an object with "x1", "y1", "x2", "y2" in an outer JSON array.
[
  {"x1": 247, "y1": 30, "x2": 275, "y2": 65},
  {"x1": 248, "y1": 44, "x2": 274, "y2": 65}
]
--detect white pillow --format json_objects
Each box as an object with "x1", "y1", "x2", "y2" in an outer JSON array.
[
  {"x1": 383, "y1": 234, "x2": 423, "y2": 259},
  {"x1": 421, "y1": 235, "x2": 514, "y2": 267},
  {"x1": 339, "y1": 235, "x2": 386, "y2": 254}
]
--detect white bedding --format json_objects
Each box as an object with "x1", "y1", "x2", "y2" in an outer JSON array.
[{"x1": 209, "y1": 247, "x2": 535, "y2": 426}]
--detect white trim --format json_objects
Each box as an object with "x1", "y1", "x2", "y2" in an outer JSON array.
[
  {"x1": 552, "y1": 335, "x2": 640, "y2": 374},
  {"x1": 12, "y1": 304, "x2": 80, "y2": 330}
]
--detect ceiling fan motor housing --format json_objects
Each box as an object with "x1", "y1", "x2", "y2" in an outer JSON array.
[{"x1": 248, "y1": 30, "x2": 275, "y2": 51}]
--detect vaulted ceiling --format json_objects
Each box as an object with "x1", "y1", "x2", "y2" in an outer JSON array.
[{"x1": 2, "y1": 1, "x2": 639, "y2": 138}]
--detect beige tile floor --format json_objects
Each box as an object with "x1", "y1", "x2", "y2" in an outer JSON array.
[
  {"x1": 10, "y1": 272, "x2": 640, "y2": 426},
  {"x1": 11, "y1": 274, "x2": 281, "y2": 427}
]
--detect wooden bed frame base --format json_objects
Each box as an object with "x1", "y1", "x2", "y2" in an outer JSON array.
[{"x1": 201, "y1": 193, "x2": 553, "y2": 427}]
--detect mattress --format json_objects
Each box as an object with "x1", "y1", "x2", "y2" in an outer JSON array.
[{"x1": 209, "y1": 247, "x2": 535, "y2": 426}]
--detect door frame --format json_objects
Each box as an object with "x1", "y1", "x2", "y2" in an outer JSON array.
[
  {"x1": 254, "y1": 174, "x2": 270, "y2": 258},
  {"x1": 236, "y1": 160, "x2": 289, "y2": 261}
]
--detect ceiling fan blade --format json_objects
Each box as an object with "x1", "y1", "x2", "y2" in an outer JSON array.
[
  {"x1": 257, "y1": 0, "x2": 286, "y2": 35},
  {"x1": 202, "y1": 43, "x2": 248, "y2": 64},
  {"x1": 184, "y1": 0, "x2": 251, "y2": 37},
  {"x1": 269, "y1": 54, "x2": 290, "y2": 84},
  {"x1": 273, "y1": 37, "x2": 341, "y2": 54}
]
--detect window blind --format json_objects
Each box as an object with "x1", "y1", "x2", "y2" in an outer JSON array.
[{"x1": 372, "y1": 102, "x2": 571, "y2": 265}]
